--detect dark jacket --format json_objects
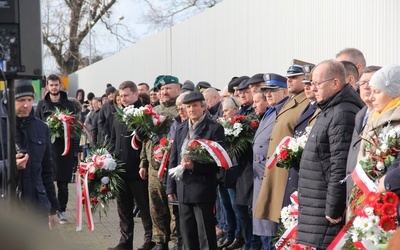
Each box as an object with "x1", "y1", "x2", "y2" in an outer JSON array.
[
  {"x1": 85, "y1": 109, "x2": 101, "y2": 145},
  {"x1": 209, "y1": 102, "x2": 223, "y2": 121},
  {"x1": 98, "y1": 101, "x2": 116, "y2": 145},
  {"x1": 166, "y1": 115, "x2": 225, "y2": 203},
  {"x1": 35, "y1": 91, "x2": 76, "y2": 182},
  {"x1": 296, "y1": 84, "x2": 364, "y2": 248},
  {"x1": 234, "y1": 104, "x2": 255, "y2": 206},
  {"x1": 0, "y1": 97, "x2": 59, "y2": 214},
  {"x1": 346, "y1": 105, "x2": 368, "y2": 196},
  {"x1": 385, "y1": 156, "x2": 400, "y2": 196},
  {"x1": 110, "y1": 100, "x2": 143, "y2": 180}
]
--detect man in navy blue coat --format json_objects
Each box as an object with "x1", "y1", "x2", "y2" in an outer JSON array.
[{"x1": 167, "y1": 91, "x2": 225, "y2": 250}]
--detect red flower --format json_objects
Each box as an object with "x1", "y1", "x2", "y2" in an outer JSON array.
[
  {"x1": 88, "y1": 172, "x2": 95, "y2": 180},
  {"x1": 381, "y1": 203, "x2": 397, "y2": 217},
  {"x1": 101, "y1": 185, "x2": 108, "y2": 194},
  {"x1": 354, "y1": 208, "x2": 368, "y2": 217},
  {"x1": 78, "y1": 167, "x2": 87, "y2": 176},
  {"x1": 160, "y1": 137, "x2": 169, "y2": 146},
  {"x1": 90, "y1": 197, "x2": 99, "y2": 205},
  {"x1": 378, "y1": 215, "x2": 396, "y2": 231},
  {"x1": 384, "y1": 192, "x2": 399, "y2": 205},
  {"x1": 374, "y1": 203, "x2": 383, "y2": 216},
  {"x1": 364, "y1": 192, "x2": 380, "y2": 207},
  {"x1": 189, "y1": 141, "x2": 201, "y2": 151},
  {"x1": 235, "y1": 115, "x2": 245, "y2": 121},
  {"x1": 279, "y1": 149, "x2": 289, "y2": 160},
  {"x1": 250, "y1": 120, "x2": 259, "y2": 129}
]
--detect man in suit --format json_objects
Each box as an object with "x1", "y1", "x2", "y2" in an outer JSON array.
[
  {"x1": 252, "y1": 74, "x2": 289, "y2": 249},
  {"x1": 108, "y1": 81, "x2": 154, "y2": 250},
  {"x1": 346, "y1": 66, "x2": 381, "y2": 199},
  {"x1": 254, "y1": 62, "x2": 309, "y2": 233},
  {"x1": 167, "y1": 91, "x2": 225, "y2": 250}
]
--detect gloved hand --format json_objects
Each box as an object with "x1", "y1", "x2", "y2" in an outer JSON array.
[
  {"x1": 135, "y1": 127, "x2": 148, "y2": 141},
  {"x1": 151, "y1": 133, "x2": 160, "y2": 146}
]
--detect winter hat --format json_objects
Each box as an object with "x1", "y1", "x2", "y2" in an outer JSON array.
[
  {"x1": 15, "y1": 80, "x2": 35, "y2": 99},
  {"x1": 369, "y1": 64, "x2": 400, "y2": 98}
]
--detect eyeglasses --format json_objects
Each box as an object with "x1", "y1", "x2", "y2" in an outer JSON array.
[
  {"x1": 356, "y1": 80, "x2": 369, "y2": 87},
  {"x1": 176, "y1": 107, "x2": 185, "y2": 112},
  {"x1": 310, "y1": 78, "x2": 334, "y2": 88}
]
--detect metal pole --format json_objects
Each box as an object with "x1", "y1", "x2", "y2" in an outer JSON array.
[
  {"x1": 89, "y1": 0, "x2": 92, "y2": 65},
  {"x1": 7, "y1": 79, "x2": 17, "y2": 203}
]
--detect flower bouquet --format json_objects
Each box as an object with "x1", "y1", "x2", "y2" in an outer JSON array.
[
  {"x1": 153, "y1": 137, "x2": 173, "y2": 178},
  {"x1": 76, "y1": 148, "x2": 125, "y2": 231},
  {"x1": 344, "y1": 192, "x2": 399, "y2": 249},
  {"x1": 276, "y1": 127, "x2": 311, "y2": 170},
  {"x1": 169, "y1": 139, "x2": 232, "y2": 180},
  {"x1": 217, "y1": 115, "x2": 259, "y2": 157},
  {"x1": 115, "y1": 104, "x2": 172, "y2": 138},
  {"x1": 46, "y1": 107, "x2": 83, "y2": 155}
]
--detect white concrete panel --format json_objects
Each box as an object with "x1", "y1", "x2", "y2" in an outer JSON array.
[{"x1": 69, "y1": 0, "x2": 400, "y2": 95}]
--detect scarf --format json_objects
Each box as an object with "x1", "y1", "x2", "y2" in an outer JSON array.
[{"x1": 371, "y1": 96, "x2": 400, "y2": 122}]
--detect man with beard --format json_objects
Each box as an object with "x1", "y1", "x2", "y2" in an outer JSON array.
[{"x1": 35, "y1": 74, "x2": 76, "y2": 224}]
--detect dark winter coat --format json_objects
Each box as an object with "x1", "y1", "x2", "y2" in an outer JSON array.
[
  {"x1": 35, "y1": 91, "x2": 76, "y2": 182},
  {"x1": 296, "y1": 84, "x2": 364, "y2": 248},
  {"x1": 98, "y1": 101, "x2": 116, "y2": 145},
  {"x1": 110, "y1": 100, "x2": 143, "y2": 180},
  {"x1": 166, "y1": 115, "x2": 225, "y2": 204}
]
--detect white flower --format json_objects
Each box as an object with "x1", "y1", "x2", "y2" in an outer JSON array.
[
  {"x1": 364, "y1": 206, "x2": 374, "y2": 216},
  {"x1": 102, "y1": 157, "x2": 117, "y2": 171},
  {"x1": 376, "y1": 161, "x2": 385, "y2": 171},
  {"x1": 288, "y1": 140, "x2": 299, "y2": 152},
  {"x1": 101, "y1": 176, "x2": 110, "y2": 185},
  {"x1": 380, "y1": 143, "x2": 388, "y2": 152}
]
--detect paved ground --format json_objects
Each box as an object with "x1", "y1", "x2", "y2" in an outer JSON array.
[{"x1": 52, "y1": 183, "x2": 147, "y2": 250}]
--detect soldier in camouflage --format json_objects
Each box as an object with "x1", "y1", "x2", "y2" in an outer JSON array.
[{"x1": 140, "y1": 75, "x2": 181, "y2": 250}]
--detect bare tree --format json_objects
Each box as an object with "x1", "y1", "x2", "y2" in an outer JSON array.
[
  {"x1": 141, "y1": 0, "x2": 222, "y2": 32},
  {"x1": 42, "y1": 0, "x2": 135, "y2": 75}
]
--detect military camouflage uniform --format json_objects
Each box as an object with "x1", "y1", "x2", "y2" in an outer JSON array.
[{"x1": 140, "y1": 99, "x2": 180, "y2": 245}]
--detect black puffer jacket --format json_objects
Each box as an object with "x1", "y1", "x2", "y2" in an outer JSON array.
[{"x1": 296, "y1": 84, "x2": 364, "y2": 249}]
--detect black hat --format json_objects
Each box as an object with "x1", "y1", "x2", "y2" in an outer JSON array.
[
  {"x1": 105, "y1": 86, "x2": 117, "y2": 96},
  {"x1": 181, "y1": 80, "x2": 196, "y2": 93},
  {"x1": 261, "y1": 73, "x2": 287, "y2": 89},
  {"x1": 15, "y1": 80, "x2": 35, "y2": 99},
  {"x1": 229, "y1": 76, "x2": 249, "y2": 93},
  {"x1": 248, "y1": 73, "x2": 265, "y2": 85},
  {"x1": 182, "y1": 91, "x2": 205, "y2": 104},
  {"x1": 237, "y1": 79, "x2": 250, "y2": 91},
  {"x1": 196, "y1": 81, "x2": 220, "y2": 91}
]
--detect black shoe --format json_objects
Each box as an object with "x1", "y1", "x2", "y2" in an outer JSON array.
[
  {"x1": 151, "y1": 243, "x2": 168, "y2": 250},
  {"x1": 218, "y1": 238, "x2": 234, "y2": 249},
  {"x1": 107, "y1": 243, "x2": 132, "y2": 250},
  {"x1": 225, "y1": 238, "x2": 244, "y2": 250},
  {"x1": 138, "y1": 241, "x2": 156, "y2": 250}
]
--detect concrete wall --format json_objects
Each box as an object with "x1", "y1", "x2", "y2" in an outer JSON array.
[{"x1": 69, "y1": 0, "x2": 400, "y2": 97}]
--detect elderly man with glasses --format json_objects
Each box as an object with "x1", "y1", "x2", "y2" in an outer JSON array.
[{"x1": 295, "y1": 60, "x2": 364, "y2": 249}]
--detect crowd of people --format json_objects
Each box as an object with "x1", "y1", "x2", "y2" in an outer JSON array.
[{"x1": 4, "y1": 47, "x2": 400, "y2": 250}]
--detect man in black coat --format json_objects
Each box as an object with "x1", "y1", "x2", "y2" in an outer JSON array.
[
  {"x1": 108, "y1": 81, "x2": 154, "y2": 250},
  {"x1": 98, "y1": 86, "x2": 117, "y2": 145},
  {"x1": 11, "y1": 80, "x2": 59, "y2": 228},
  {"x1": 296, "y1": 60, "x2": 364, "y2": 249},
  {"x1": 167, "y1": 91, "x2": 225, "y2": 250},
  {"x1": 35, "y1": 74, "x2": 76, "y2": 224}
]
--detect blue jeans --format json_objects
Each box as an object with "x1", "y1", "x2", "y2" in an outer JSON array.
[
  {"x1": 260, "y1": 236, "x2": 274, "y2": 250},
  {"x1": 218, "y1": 184, "x2": 239, "y2": 240},
  {"x1": 227, "y1": 188, "x2": 243, "y2": 239},
  {"x1": 216, "y1": 187, "x2": 227, "y2": 233},
  {"x1": 236, "y1": 204, "x2": 261, "y2": 250}
]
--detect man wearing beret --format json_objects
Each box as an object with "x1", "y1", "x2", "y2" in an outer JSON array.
[
  {"x1": 139, "y1": 75, "x2": 181, "y2": 250},
  {"x1": 167, "y1": 91, "x2": 225, "y2": 250},
  {"x1": 4, "y1": 80, "x2": 59, "y2": 228},
  {"x1": 254, "y1": 61, "x2": 310, "y2": 240}
]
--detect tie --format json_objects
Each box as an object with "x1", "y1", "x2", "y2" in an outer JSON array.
[{"x1": 362, "y1": 113, "x2": 369, "y2": 128}]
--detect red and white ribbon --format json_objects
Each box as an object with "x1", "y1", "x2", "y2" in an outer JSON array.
[
  {"x1": 327, "y1": 219, "x2": 354, "y2": 250},
  {"x1": 353, "y1": 240, "x2": 377, "y2": 250},
  {"x1": 158, "y1": 151, "x2": 170, "y2": 179},
  {"x1": 131, "y1": 133, "x2": 141, "y2": 150},
  {"x1": 266, "y1": 136, "x2": 292, "y2": 170},
  {"x1": 194, "y1": 139, "x2": 232, "y2": 170},
  {"x1": 351, "y1": 163, "x2": 377, "y2": 194},
  {"x1": 76, "y1": 171, "x2": 83, "y2": 231},
  {"x1": 76, "y1": 162, "x2": 94, "y2": 231},
  {"x1": 57, "y1": 114, "x2": 74, "y2": 156}
]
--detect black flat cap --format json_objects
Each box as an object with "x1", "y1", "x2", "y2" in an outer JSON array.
[
  {"x1": 229, "y1": 76, "x2": 249, "y2": 92},
  {"x1": 181, "y1": 80, "x2": 196, "y2": 94},
  {"x1": 196, "y1": 81, "x2": 220, "y2": 91},
  {"x1": 182, "y1": 91, "x2": 205, "y2": 104},
  {"x1": 237, "y1": 79, "x2": 250, "y2": 90},
  {"x1": 248, "y1": 73, "x2": 265, "y2": 85}
]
